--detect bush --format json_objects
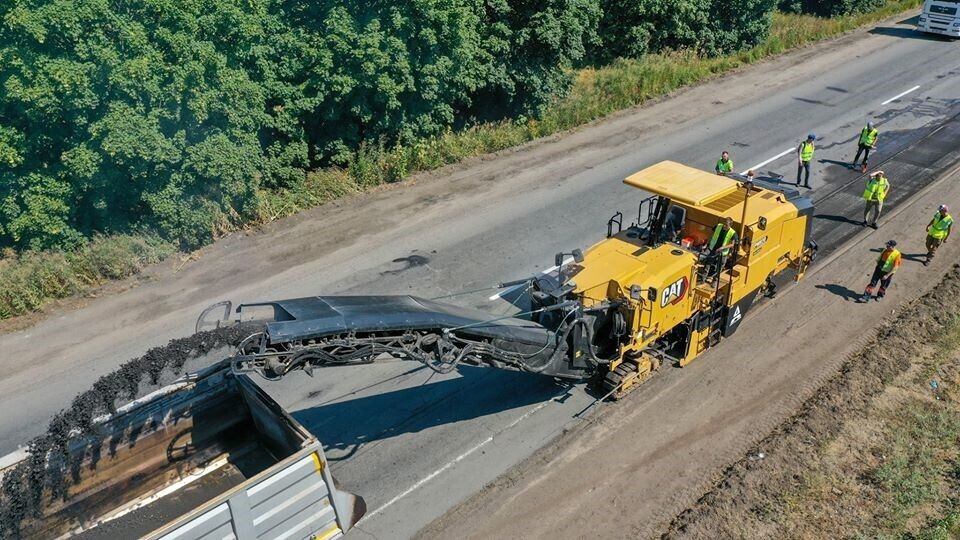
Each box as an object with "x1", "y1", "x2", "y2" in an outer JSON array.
[
  {"x1": 0, "y1": 0, "x2": 600, "y2": 251},
  {"x1": 589, "y1": 0, "x2": 777, "y2": 64}
]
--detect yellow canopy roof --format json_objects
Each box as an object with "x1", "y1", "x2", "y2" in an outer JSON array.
[{"x1": 623, "y1": 160, "x2": 740, "y2": 206}]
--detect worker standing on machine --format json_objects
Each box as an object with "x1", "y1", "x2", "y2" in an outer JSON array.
[
  {"x1": 796, "y1": 133, "x2": 816, "y2": 188},
  {"x1": 707, "y1": 217, "x2": 739, "y2": 278},
  {"x1": 862, "y1": 170, "x2": 890, "y2": 229},
  {"x1": 924, "y1": 204, "x2": 954, "y2": 266},
  {"x1": 852, "y1": 122, "x2": 879, "y2": 172},
  {"x1": 860, "y1": 240, "x2": 901, "y2": 303},
  {"x1": 715, "y1": 151, "x2": 734, "y2": 176}
]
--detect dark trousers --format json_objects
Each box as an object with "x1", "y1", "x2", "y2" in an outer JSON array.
[
  {"x1": 854, "y1": 144, "x2": 871, "y2": 165},
  {"x1": 865, "y1": 265, "x2": 893, "y2": 298},
  {"x1": 796, "y1": 161, "x2": 811, "y2": 186},
  {"x1": 926, "y1": 235, "x2": 943, "y2": 261}
]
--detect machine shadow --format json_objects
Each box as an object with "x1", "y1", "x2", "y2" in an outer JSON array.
[{"x1": 293, "y1": 366, "x2": 572, "y2": 461}]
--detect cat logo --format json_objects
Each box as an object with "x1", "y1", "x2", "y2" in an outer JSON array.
[
  {"x1": 660, "y1": 276, "x2": 689, "y2": 308},
  {"x1": 729, "y1": 306, "x2": 743, "y2": 325}
]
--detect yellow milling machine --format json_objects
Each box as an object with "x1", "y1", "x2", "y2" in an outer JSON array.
[{"x1": 212, "y1": 161, "x2": 818, "y2": 400}]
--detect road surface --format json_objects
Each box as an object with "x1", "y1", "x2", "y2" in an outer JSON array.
[{"x1": 1, "y1": 12, "x2": 958, "y2": 538}]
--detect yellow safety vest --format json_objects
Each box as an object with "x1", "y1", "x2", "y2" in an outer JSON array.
[
  {"x1": 863, "y1": 176, "x2": 889, "y2": 202},
  {"x1": 716, "y1": 158, "x2": 733, "y2": 173},
  {"x1": 878, "y1": 248, "x2": 901, "y2": 273},
  {"x1": 928, "y1": 212, "x2": 954, "y2": 240},
  {"x1": 800, "y1": 141, "x2": 814, "y2": 162},
  {"x1": 709, "y1": 224, "x2": 735, "y2": 257},
  {"x1": 859, "y1": 127, "x2": 878, "y2": 146}
]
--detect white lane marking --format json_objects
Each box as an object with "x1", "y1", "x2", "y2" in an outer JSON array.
[
  {"x1": 881, "y1": 85, "x2": 920, "y2": 105},
  {"x1": 740, "y1": 147, "x2": 795, "y2": 175},
  {"x1": 489, "y1": 258, "x2": 573, "y2": 301},
  {"x1": 361, "y1": 400, "x2": 552, "y2": 521}
]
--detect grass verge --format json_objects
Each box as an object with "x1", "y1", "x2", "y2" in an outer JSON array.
[
  {"x1": 0, "y1": 235, "x2": 174, "y2": 319},
  {"x1": 0, "y1": 0, "x2": 923, "y2": 322}
]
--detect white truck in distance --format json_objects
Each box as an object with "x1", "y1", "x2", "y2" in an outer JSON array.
[{"x1": 917, "y1": 0, "x2": 960, "y2": 37}]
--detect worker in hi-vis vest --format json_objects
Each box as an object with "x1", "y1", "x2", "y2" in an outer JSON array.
[
  {"x1": 860, "y1": 240, "x2": 901, "y2": 303},
  {"x1": 707, "y1": 216, "x2": 739, "y2": 276},
  {"x1": 862, "y1": 170, "x2": 890, "y2": 230},
  {"x1": 796, "y1": 133, "x2": 815, "y2": 189},
  {"x1": 924, "y1": 204, "x2": 954, "y2": 266},
  {"x1": 715, "y1": 151, "x2": 733, "y2": 176},
  {"x1": 853, "y1": 122, "x2": 878, "y2": 172}
]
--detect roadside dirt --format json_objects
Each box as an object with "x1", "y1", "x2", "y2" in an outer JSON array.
[{"x1": 664, "y1": 263, "x2": 960, "y2": 539}]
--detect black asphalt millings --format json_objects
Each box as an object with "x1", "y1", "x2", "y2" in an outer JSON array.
[{"x1": 0, "y1": 323, "x2": 260, "y2": 537}]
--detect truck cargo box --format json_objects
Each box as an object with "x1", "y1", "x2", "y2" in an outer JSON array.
[{"x1": 0, "y1": 364, "x2": 365, "y2": 539}]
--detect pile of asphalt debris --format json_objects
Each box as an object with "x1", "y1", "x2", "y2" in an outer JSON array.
[{"x1": 0, "y1": 323, "x2": 258, "y2": 537}]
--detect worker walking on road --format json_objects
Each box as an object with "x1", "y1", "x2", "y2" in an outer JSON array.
[
  {"x1": 852, "y1": 122, "x2": 879, "y2": 172},
  {"x1": 862, "y1": 170, "x2": 890, "y2": 229},
  {"x1": 924, "y1": 204, "x2": 954, "y2": 266},
  {"x1": 796, "y1": 133, "x2": 816, "y2": 188},
  {"x1": 715, "y1": 151, "x2": 734, "y2": 176},
  {"x1": 860, "y1": 240, "x2": 901, "y2": 302}
]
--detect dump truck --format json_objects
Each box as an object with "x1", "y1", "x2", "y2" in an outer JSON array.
[
  {"x1": 0, "y1": 363, "x2": 365, "y2": 539},
  {"x1": 209, "y1": 161, "x2": 817, "y2": 399}
]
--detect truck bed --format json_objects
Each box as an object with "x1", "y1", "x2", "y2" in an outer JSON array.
[{"x1": 1, "y1": 365, "x2": 364, "y2": 539}]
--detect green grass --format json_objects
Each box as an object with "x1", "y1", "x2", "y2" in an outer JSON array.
[
  {"x1": 0, "y1": 235, "x2": 174, "y2": 319},
  {"x1": 870, "y1": 401, "x2": 960, "y2": 532},
  {"x1": 0, "y1": 0, "x2": 923, "y2": 321}
]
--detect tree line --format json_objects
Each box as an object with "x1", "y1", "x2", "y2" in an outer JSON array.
[{"x1": 0, "y1": 0, "x2": 884, "y2": 251}]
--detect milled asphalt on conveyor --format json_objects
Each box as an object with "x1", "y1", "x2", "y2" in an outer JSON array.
[{"x1": 2, "y1": 16, "x2": 960, "y2": 540}]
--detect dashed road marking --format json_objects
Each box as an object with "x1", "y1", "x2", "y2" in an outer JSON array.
[{"x1": 881, "y1": 85, "x2": 920, "y2": 105}]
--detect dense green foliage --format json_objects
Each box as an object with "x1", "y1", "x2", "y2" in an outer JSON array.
[
  {"x1": 778, "y1": 0, "x2": 885, "y2": 16},
  {"x1": 0, "y1": 0, "x2": 907, "y2": 255},
  {"x1": 0, "y1": 0, "x2": 921, "y2": 320},
  {"x1": 0, "y1": 0, "x2": 600, "y2": 251}
]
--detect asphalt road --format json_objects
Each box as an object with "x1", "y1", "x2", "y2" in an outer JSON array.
[{"x1": 1, "y1": 13, "x2": 959, "y2": 539}]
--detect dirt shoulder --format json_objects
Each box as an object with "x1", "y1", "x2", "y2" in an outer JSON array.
[
  {"x1": 664, "y1": 264, "x2": 960, "y2": 539},
  {"x1": 418, "y1": 169, "x2": 960, "y2": 537}
]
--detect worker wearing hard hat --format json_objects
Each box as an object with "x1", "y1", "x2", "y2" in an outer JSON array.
[
  {"x1": 796, "y1": 133, "x2": 816, "y2": 189},
  {"x1": 715, "y1": 151, "x2": 734, "y2": 176},
  {"x1": 860, "y1": 240, "x2": 901, "y2": 303},
  {"x1": 862, "y1": 170, "x2": 890, "y2": 229},
  {"x1": 924, "y1": 204, "x2": 954, "y2": 266},
  {"x1": 852, "y1": 122, "x2": 879, "y2": 172}
]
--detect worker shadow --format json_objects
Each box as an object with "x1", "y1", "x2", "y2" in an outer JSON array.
[
  {"x1": 815, "y1": 284, "x2": 862, "y2": 301},
  {"x1": 292, "y1": 366, "x2": 571, "y2": 461},
  {"x1": 819, "y1": 158, "x2": 859, "y2": 171},
  {"x1": 867, "y1": 247, "x2": 928, "y2": 264},
  {"x1": 815, "y1": 213, "x2": 863, "y2": 226}
]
